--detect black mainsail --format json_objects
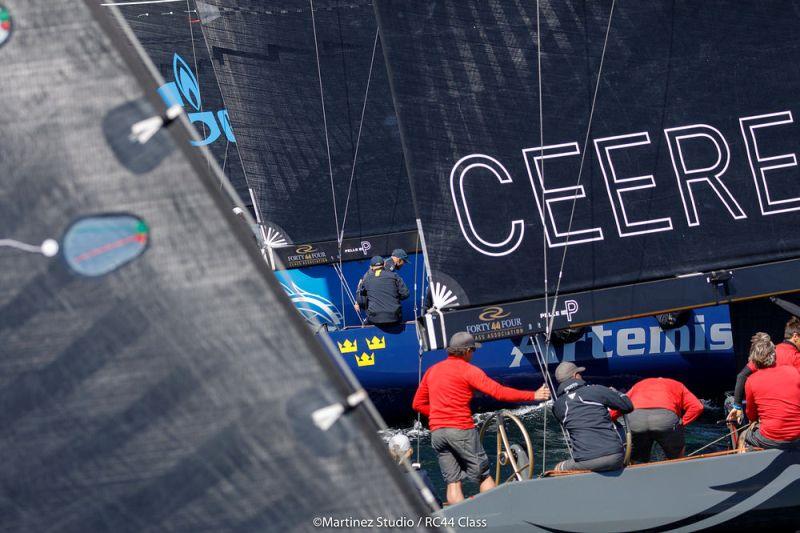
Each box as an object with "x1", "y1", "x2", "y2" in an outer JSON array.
[
  {"x1": 0, "y1": 1, "x2": 432, "y2": 529},
  {"x1": 117, "y1": 0, "x2": 251, "y2": 211},
  {"x1": 197, "y1": 0, "x2": 417, "y2": 265},
  {"x1": 375, "y1": 0, "x2": 800, "y2": 348}
]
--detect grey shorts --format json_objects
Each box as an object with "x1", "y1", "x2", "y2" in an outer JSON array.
[
  {"x1": 745, "y1": 424, "x2": 800, "y2": 450},
  {"x1": 431, "y1": 428, "x2": 490, "y2": 484},
  {"x1": 556, "y1": 452, "x2": 624, "y2": 473}
]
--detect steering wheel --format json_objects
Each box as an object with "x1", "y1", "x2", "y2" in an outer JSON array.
[{"x1": 479, "y1": 410, "x2": 534, "y2": 484}]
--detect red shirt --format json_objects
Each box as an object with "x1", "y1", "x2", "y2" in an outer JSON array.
[
  {"x1": 610, "y1": 377, "x2": 703, "y2": 425},
  {"x1": 412, "y1": 356, "x2": 535, "y2": 431},
  {"x1": 746, "y1": 341, "x2": 800, "y2": 372},
  {"x1": 745, "y1": 365, "x2": 800, "y2": 442}
]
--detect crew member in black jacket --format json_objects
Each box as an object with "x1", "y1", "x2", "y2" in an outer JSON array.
[
  {"x1": 355, "y1": 255, "x2": 409, "y2": 325},
  {"x1": 552, "y1": 362, "x2": 634, "y2": 472}
]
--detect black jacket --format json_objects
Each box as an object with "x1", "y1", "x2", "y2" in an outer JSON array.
[
  {"x1": 552, "y1": 378, "x2": 634, "y2": 462},
  {"x1": 356, "y1": 268, "x2": 409, "y2": 324}
]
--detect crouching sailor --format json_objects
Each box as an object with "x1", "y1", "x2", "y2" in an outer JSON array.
[
  {"x1": 412, "y1": 331, "x2": 550, "y2": 505},
  {"x1": 552, "y1": 362, "x2": 634, "y2": 472},
  {"x1": 743, "y1": 332, "x2": 800, "y2": 449},
  {"x1": 611, "y1": 377, "x2": 704, "y2": 463}
]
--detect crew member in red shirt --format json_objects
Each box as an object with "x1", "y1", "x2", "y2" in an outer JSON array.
[
  {"x1": 744, "y1": 332, "x2": 800, "y2": 449},
  {"x1": 412, "y1": 331, "x2": 550, "y2": 505},
  {"x1": 728, "y1": 315, "x2": 800, "y2": 423},
  {"x1": 611, "y1": 377, "x2": 703, "y2": 462}
]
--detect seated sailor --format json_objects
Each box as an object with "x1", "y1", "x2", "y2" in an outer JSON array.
[
  {"x1": 552, "y1": 362, "x2": 634, "y2": 472},
  {"x1": 728, "y1": 316, "x2": 800, "y2": 424},
  {"x1": 388, "y1": 434, "x2": 442, "y2": 507},
  {"x1": 354, "y1": 255, "x2": 409, "y2": 325},
  {"x1": 743, "y1": 332, "x2": 800, "y2": 449},
  {"x1": 412, "y1": 331, "x2": 550, "y2": 505},
  {"x1": 611, "y1": 377, "x2": 703, "y2": 463}
]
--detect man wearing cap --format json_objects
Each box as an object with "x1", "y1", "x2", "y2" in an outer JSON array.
[
  {"x1": 552, "y1": 362, "x2": 634, "y2": 472},
  {"x1": 412, "y1": 331, "x2": 550, "y2": 505},
  {"x1": 384, "y1": 248, "x2": 408, "y2": 272},
  {"x1": 354, "y1": 255, "x2": 409, "y2": 325},
  {"x1": 388, "y1": 434, "x2": 442, "y2": 507}
]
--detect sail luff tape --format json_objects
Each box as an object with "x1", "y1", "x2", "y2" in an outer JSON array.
[{"x1": 311, "y1": 389, "x2": 367, "y2": 431}]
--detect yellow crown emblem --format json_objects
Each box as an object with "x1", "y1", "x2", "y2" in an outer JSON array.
[
  {"x1": 366, "y1": 336, "x2": 386, "y2": 350},
  {"x1": 355, "y1": 352, "x2": 375, "y2": 367},
  {"x1": 337, "y1": 339, "x2": 357, "y2": 353}
]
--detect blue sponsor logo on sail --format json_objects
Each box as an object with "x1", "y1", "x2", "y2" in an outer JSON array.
[{"x1": 157, "y1": 53, "x2": 235, "y2": 147}]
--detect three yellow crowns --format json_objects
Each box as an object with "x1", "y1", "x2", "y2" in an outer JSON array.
[{"x1": 338, "y1": 336, "x2": 386, "y2": 367}]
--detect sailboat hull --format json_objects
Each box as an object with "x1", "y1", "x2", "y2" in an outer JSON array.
[
  {"x1": 326, "y1": 305, "x2": 735, "y2": 421},
  {"x1": 444, "y1": 449, "x2": 800, "y2": 532}
]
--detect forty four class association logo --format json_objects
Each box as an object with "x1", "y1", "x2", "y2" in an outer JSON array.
[
  {"x1": 157, "y1": 53, "x2": 235, "y2": 147},
  {"x1": 0, "y1": 5, "x2": 12, "y2": 48}
]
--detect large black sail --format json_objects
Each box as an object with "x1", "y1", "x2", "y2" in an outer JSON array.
[
  {"x1": 0, "y1": 1, "x2": 430, "y2": 529},
  {"x1": 118, "y1": 1, "x2": 251, "y2": 211},
  {"x1": 197, "y1": 0, "x2": 415, "y2": 249},
  {"x1": 375, "y1": 1, "x2": 800, "y2": 345}
]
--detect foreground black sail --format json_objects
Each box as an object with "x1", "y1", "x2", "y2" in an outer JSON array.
[
  {"x1": 118, "y1": 1, "x2": 251, "y2": 211},
  {"x1": 197, "y1": 0, "x2": 417, "y2": 264},
  {"x1": 0, "y1": 1, "x2": 430, "y2": 530},
  {"x1": 375, "y1": 0, "x2": 800, "y2": 347}
]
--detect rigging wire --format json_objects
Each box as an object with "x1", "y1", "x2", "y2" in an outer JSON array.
[
  {"x1": 337, "y1": 28, "x2": 380, "y2": 246},
  {"x1": 534, "y1": 0, "x2": 551, "y2": 473},
  {"x1": 544, "y1": 0, "x2": 617, "y2": 338},
  {"x1": 309, "y1": 0, "x2": 341, "y2": 244}
]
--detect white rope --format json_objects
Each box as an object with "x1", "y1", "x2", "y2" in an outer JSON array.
[
  {"x1": 337, "y1": 28, "x2": 380, "y2": 246},
  {"x1": 332, "y1": 263, "x2": 366, "y2": 326},
  {"x1": 532, "y1": 334, "x2": 574, "y2": 461},
  {"x1": 545, "y1": 0, "x2": 616, "y2": 338},
  {"x1": 309, "y1": 0, "x2": 340, "y2": 241}
]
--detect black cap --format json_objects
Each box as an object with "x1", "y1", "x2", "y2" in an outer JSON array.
[
  {"x1": 370, "y1": 255, "x2": 384, "y2": 266},
  {"x1": 391, "y1": 248, "x2": 408, "y2": 260}
]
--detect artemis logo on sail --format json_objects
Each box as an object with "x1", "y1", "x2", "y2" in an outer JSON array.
[
  {"x1": 450, "y1": 110, "x2": 800, "y2": 256},
  {"x1": 157, "y1": 54, "x2": 235, "y2": 147}
]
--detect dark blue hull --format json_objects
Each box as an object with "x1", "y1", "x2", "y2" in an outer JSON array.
[{"x1": 327, "y1": 305, "x2": 735, "y2": 422}]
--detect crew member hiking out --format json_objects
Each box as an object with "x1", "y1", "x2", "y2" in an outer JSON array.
[
  {"x1": 412, "y1": 332, "x2": 550, "y2": 505},
  {"x1": 728, "y1": 315, "x2": 800, "y2": 424},
  {"x1": 611, "y1": 377, "x2": 704, "y2": 463},
  {"x1": 552, "y1": 362, "x2": 634, "y2": 472},
  {"x1": 742, "y1": 332, "x2": 800, "y2": 449},
  {"x1": 354, "y1": 255, "x2": 409, "y2": 325}
]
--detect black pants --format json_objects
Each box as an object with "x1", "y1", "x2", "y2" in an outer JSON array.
[{"x1": 628, "y1": 408, "x2": 684, "y2": 463}]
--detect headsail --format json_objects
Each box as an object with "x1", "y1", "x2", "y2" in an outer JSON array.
[
  {"x1": 117, "y1": 0, "x2": 251, "y2": 211},
  {"x1": 197, "y1": 0, "x2": 417, "y2": 261},
  {"x1": 374, "y1": 1, "x2": 800, "y2": 347},
  {"x1": 0, "y1": 1, "x2": 431, "y2": 528}
]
